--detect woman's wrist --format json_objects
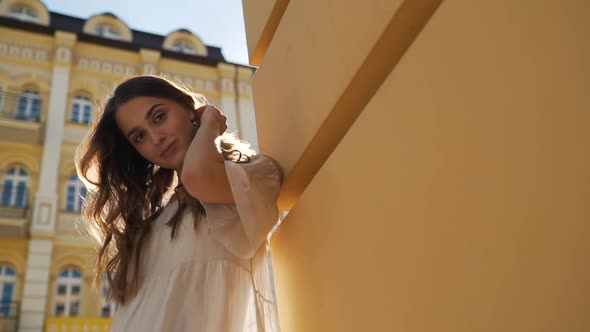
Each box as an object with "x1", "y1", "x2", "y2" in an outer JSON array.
[
  {"x1": 200, "y1": 116, "x2": 221, "y2": 135},
  {"x1": 198, "y1": 105, "x2": 227, "y2": 135}
]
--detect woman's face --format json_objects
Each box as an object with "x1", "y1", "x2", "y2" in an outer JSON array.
[{"x1": 115, "y1": 96, "x2": 197, "y2": 172}]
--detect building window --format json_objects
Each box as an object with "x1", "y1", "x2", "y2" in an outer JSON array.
[
  {"x1": 65, "y1": 176, "x2": 87, "y2": 212},
  {"x1": 54, "y1": 267, "x2": 82, "y2": 317},
  {"x1": 70, "y1": 96, "x2": 93, "y2": 124},
  {"x1": 172, "y1": 40, "x2": 196, "y2": 54},
  {"x1": 15, "y1": 90, "x2": 41, "y2": 122},
  {"x1": 1, "y1": 166, "x2": 28, "y2": 208},
  {"x1": 100, "y1": 276, "x2": 118, "y2": 317},
  {"x1": 95, "y1": 24, "x2": 120, "y2": 40},
  {"x1": 8, "y1": 6, "x2": 38, "y2": 23},
  {"x1": 0, "y1": 264, "x2": 16, "y2": 318}
]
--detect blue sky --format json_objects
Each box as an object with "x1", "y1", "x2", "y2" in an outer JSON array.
[{"x1": 43, "y1": 0, "x2": 250, "y2": 65}]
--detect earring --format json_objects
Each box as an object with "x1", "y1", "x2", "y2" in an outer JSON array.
[
  {"x1": 145, "y1": 163, "x2": 154, "y2": 187},
  {"x1": 192, "y1": 109, "x2": 201, "y2": 127}
]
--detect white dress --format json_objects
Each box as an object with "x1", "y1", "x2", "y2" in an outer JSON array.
[{"x1": 110, "y1": 155, "x2": 282, "y2": 332}]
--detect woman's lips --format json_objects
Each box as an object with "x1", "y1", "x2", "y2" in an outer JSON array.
[{"x1": 161, "y1": 141, "x2": 176, "y2": 157}]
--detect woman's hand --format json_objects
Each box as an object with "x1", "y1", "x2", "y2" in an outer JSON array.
[{"x1": 197, "y1": 105, "x2": 228, "y2": 135}]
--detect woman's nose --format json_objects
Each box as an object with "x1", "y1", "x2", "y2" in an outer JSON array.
[{"x1": 151, "y1": 131, "x2": 166, "y2": 146}]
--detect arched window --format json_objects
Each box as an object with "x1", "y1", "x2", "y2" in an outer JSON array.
[
  {"x1": 8, "y1": 5, "x2": 38, "y2": 23},
  {"x1": 83, "y1": 14, "x2": 132, "y2": 42},
  {"x1": 1, "y1": 166, "x2": 28, "y2": 208},
  {"x1": 65, "y1": 176, "x2": 86, "y2": 212},
  {"x1": 0, "y1": 264, "x2": 16, "y2": 317},
  {"x1": 15, "y1": 89, "x2": 41, "y2": 122},
  {"x1": 54, "y1": 267, "x2": 82, "y2": 317},
  {"x1": 100, "y1": 276, "x2": 118, "y2": 317},
  {"x1": 95, "y1": 24, "x2": 120, "y2": 40},
  {"x1": 163, "y1": 29, "x2": 207, "y2": 56},
  {"x1": 173, "y1": 40, "x2": 196, "y2": 54},
  {"x1": 70, "y1": 96, "x2": 93, "y2": 124}
]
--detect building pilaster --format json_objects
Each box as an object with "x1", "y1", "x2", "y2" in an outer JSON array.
[
  {"x1": 19, "y1": 30, "x2": 76, "y2": 332},
  {"x1": 217, "y1": 63, "x2": 240, "y2": 134},
  {"x1": 236, "y1": 67, "x2": 259, "y2": 152},
  {"x1": 139, "y1": 48, "x2": 161, "y2": 75}
]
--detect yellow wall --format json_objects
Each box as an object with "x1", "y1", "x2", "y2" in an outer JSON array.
[
  {"x1": 241, "y1": 0, "x2": 288, "y2": 66},
  {"x1": 244, "y1": 0, "x2": 590, "y2": 331}
]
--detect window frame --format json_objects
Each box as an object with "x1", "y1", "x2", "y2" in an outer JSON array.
[
  {"x1": 172, "y1": 40, "x2": 197, "y2": 54},
  {"x1": 64, "y1": 175, "x2": 87, "y2": 212},
  {"x1": 53, "y1": 267, "x2": 83, "y2": 317},
  {"x1": 1, "y1": 166, "x2": 29, "y2": 208},
  {"x1": 70, "y1": 95, "x2": 93, "y2": 125},
  {"x1": 0, "y1": 264, "x2": 17, "y2": 318},
  {"x1": 15, "y1": 89, "x2": 41, "y2": 122},
  {"x1": 95, "y1": 24, "x2": 121, "y2": 40},
  {"x1": 99, "y1": 277, "x2": 118, "y2": 317},
  {"x1": 8, "y1": 5, "x2": 38, "y2": 23}
]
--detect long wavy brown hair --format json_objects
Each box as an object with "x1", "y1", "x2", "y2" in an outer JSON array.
[{"x1": 76, "y1": 75, "x2": 253, "y2": 304}]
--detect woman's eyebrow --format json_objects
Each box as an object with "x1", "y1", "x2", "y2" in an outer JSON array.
[{"x1": 126, "y1": 103, "x2": 164, "y2": 139}]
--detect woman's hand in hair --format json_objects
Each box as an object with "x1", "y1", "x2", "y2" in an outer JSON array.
[
  {"x1": 197, "y1": 105, "x2": 228, "y2": 135},
  {"x1": 181, "y1": 105, "x2": 234, "y2": 204}
]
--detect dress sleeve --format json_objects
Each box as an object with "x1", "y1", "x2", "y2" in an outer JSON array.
[{"x1": 201, "y1": 154, "x2": 282, "y2": 259}]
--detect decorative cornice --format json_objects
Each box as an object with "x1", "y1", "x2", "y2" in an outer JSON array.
[
  {"x1": 76, "y1": 56, "x2": 136, "y2": 76},
  {"x1": 160, "y1": 71, "x2": 218, "y2": 93},
  {"x1": 0, "y1": 40, "x2": 49, "y2": 63}
]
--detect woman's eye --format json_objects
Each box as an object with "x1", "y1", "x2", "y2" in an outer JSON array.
[
  {"x1": 154, "y1": 112, "x2": 165, "y2": 123},
  {"x1": 134, "y1": 132, "x2": 144, "y2": 143}
]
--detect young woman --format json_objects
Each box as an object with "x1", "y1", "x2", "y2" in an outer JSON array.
[{"x1": 77, "y1": 75, "x2": 282, "y2": 331}]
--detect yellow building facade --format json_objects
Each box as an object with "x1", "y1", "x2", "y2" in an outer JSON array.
[
  {"x1": 243, "y1": 0, "x2": 590, "y2": 331},
  {"x1": 0, "y1": 1, "x2": 256, "y2": 331}
]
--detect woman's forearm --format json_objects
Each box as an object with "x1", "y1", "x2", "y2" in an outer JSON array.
[
  {"x1": 181, "y1": 121, "x2": 224, "y2": 182},
  {"x1": 180, "y1": 106, "x2": 234, "y2": 203}
]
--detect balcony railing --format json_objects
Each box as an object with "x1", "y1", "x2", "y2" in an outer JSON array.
[
  {"x1": 45, "y1": 317, "x2": 112, "y2": 332},
  {"x1": 0, "y1": 91, "x2": 41, "y2": 123},
  {"x1": 0, "y1": 188, "x2": 29, "y2": 219},
  {"x1": 0, "y1": 110, "x2": 40, "y2": 123},
  {"x1": 0, "y1": 92, "x2": 43, "y2": 145},
  {"x1": 0, "y1": 301, "x2": 19, "y2": 332},
  {"x1": 0, "y1": 205, "x2": 28, "y2": 219}
]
